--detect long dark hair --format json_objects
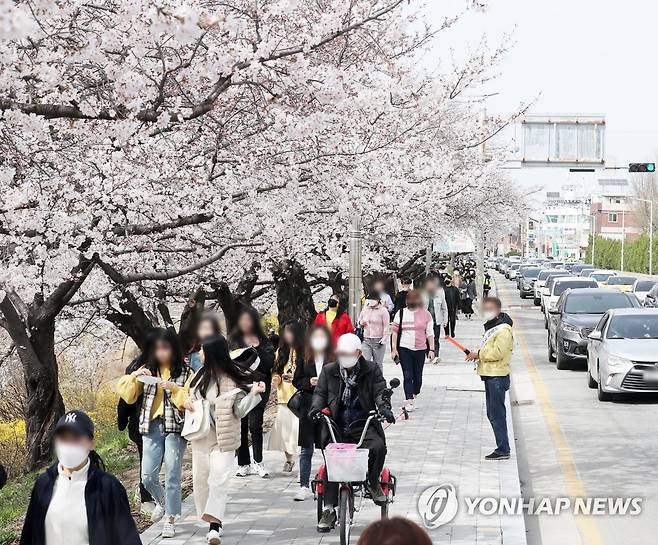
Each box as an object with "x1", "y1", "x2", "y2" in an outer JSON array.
[
  {"x1": 190, "y1": 314, "x2": 222, "y2": 353},
  {"x1": 229, "y1": 305, "x2": 268, "y2": 347},
  {"x1": 274, "y1": 320, "x2": 305, "y2": 375},
  {"x1": 357, "y1": 517, "x2": 432, "y2": 545},
  {"x1": 190, "y1": 335, "x2": 254, "y2": 397},
  {"x1": 140, "y1": 328, "x2": 185, "y2": 380},
  {"x1": 304, "y1": 324, "x2": 334, "y2": 363}
]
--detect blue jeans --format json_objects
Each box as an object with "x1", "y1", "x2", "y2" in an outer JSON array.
[
  {"x1": 483, "y1": 375, "x2": 510, "y2": 455},
  {"x1": 299, "y1": 446, "x2": 314, "y2": 488},
  {"x1": 142, "y1": 419, "x2": 188, "y2": 517},
  {"x1": 399, "y1": 347, "x2": 425, "y2": 400}
]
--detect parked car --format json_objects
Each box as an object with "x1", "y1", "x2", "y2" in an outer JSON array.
[
  {"x1": 587, "y1": 309, "x2": 658, "y2": 401},
  {"x1": 519, "y1": 267, "x2": 542, "y2": 298},
  {"x1": 516, "y1": 264, "x2": 534, "y2": 289},
  {"x1": 570, "y1": 263, "x2": 590, "y2": 276},
  {"x1": 548, "y1": 288, "x2": 640, "y2": 370},
  {"x1": 577, "y1": 267, "x2": 596, "y2": 277},
  {"x1": 543, "y1": 276, "x2": 597, "y2": 328},
  {"x1": 507, "y1": 263, "x2": 521, "y2": 280},
  {"x1": 606, "y1": 276, "x2": 637, "y2": 293},
  {"x1": 533, "y1": 269, "x2": 564, "y2": 306},
  {"x1": 642, "y1": 283, "x2": 658, "y2": 307},
  {"x1": 586, "y1": 269, "x2": 617, "y2": 285},
  {"x1": 633, "y1": 279, "x2": 658, "y2": 304}
]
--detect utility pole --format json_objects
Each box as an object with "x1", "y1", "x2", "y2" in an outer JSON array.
[
  {"x1": 621, "y1": 210, "x2": 625, "y2": 272},
  {"x1": 591, "y1": 213, "x2": 596, "y2": 266},
  {"x1": 348, "y1": 216, "x2": 363, "y2": 326}
]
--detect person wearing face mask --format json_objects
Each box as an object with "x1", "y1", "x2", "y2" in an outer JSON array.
[
  {"x1": 392, "y1": 277, "x2": 412, "y2": 316},
  {"x1": 313, "y1": 293, "x2": 355, "y2": 347},
  {"x1": 390, "y1": 290, "x2": 435, "y2": 412},
  {"x1": 357, "y1": 292, "x2": 391, "y2": 372},
  {"x1": 20, "y1": 410, "x2": 141, "y2": 545},
  {"x1": 292, "y1": 325, "x2": 335, "y2": 501},
  {"x1": 443, "y1": 276, "x2": 461, "y2": 338},
  {"x1": 465, "y1": 297, "x2": 514, "y2": 460},
  {"x1": 423, "y1": 275, "x2": 448, "y2": 364},
  {"x1": 309, "y1": 333, "x2": 395, "y2": 533}
]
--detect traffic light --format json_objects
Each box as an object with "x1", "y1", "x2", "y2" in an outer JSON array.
[{"x1": 629, "y1": 163, "x2": 656, "y2": 173}]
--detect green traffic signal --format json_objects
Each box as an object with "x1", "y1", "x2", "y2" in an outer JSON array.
[
  {"x1": 649, "y1": 163, "x2": 656, "y2": 172},
  {"x1": 629, "y1": 163, "x2": 656, "y2": 173}
]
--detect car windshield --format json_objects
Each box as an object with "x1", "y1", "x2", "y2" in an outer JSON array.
[
  {"x1": 590, "y1": 273, "x2": 612, "y2": 282},
  {"x1": 564, "y1": 293, "x2": 634, "y2": 314},
  {"x1": 607, "y1": 276, "x2": 636, "y2": 285},
  {"x1": 635, "y1": 281, "x2": 657, "y2": 291},
  {"x1": 546, "y1": 274, "x2": 570, "y2": 289},
  {"x1": 607, "y1": 315, "x2": 658, "y2": 339},
  {"x1": 523, "y1": 268, "x2": 541, "y2": 279},
  {"x1": 554, "y1": 281, "x2": 595, "y2": 296},
  {"x1": 539, "y1": 270, "x2": 560, "y2": 281},
  {"x1": 511, "y1": 264, "x2": 521, "y2": 270}
]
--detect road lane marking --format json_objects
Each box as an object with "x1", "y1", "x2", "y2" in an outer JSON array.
[{"x1": 512, "y1": 313, "x2": 604, "y2": 545}]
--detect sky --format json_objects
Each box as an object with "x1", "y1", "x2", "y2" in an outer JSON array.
[{"x1": 423, "y1": 0, "x2": 658, "y2": 165}]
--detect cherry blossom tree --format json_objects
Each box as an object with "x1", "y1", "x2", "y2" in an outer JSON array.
[{"x1": 0, "y1": 0, "x2": 525, "y2": 469}]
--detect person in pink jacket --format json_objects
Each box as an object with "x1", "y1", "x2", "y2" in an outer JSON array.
[
  {"x1": 390, "y1": 290, "x2": 435, "y2": 412},
  {"x1": 358, "y1": 291, "x2": 391, "y2": 371}
]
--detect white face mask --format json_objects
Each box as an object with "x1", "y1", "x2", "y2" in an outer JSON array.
[
  {"x1": 310, "y1": 335, "x2": 329, "y2": 352},
  {"x1": 55, "y1": 442, "x2": 90, "y2": 469},
  {"x1": 366, "y1": 299, "x2": 379, "y2": 307},
  {"x1": 338, "y1": 355, "x2": 359, "y2": 369},
  {"x1": 483, "y1": 310, "x2": 498, "y2": 322}
]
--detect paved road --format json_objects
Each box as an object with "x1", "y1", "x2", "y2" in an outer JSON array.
[
  {"x1": 497, "y1": 273, "x2": 658, "y2": 545},
  {"x1": 142, "y1": 316, "x2": 527, "y2": 545}
]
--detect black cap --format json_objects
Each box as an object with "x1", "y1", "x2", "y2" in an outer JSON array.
[{"x1": 54, "y1": 410, "x2": 94, "y2": 439}]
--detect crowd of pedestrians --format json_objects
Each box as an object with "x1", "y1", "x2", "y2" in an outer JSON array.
[{"x1": 18, "y1": 260, "x2": 515, "y2": 545}]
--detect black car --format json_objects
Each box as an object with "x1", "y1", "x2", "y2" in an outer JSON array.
[{"x1": 547, "y1": 288, "x2": 640, "y2": 370}]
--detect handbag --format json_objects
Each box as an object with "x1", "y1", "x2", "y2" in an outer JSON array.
[
  {"x1": 287, "y1": 390, "x2": 305, "y2": 418},
  {"x1": 181, "y1": 399, "x2": 211, "y2": 441}
]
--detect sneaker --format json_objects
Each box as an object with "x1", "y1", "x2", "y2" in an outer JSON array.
[
  {"x1": 283, "y1": 460, "x2": 295, "y2": 473},
  {"x1": 150, "y1": 503, "x2": 165, "y2": 523},
  {"x1": 368, "y1": 483, "x2": 387, "y2": 505},
  {"x1": 140, "y1": 501, "x2": 156, "y2": 515},
  {"x1": 405, "y1": 400, "x2": 415, "y2": 413},
  {"x1": 432, "y1": 356, "x2": 441, "y2": 365},
  {"x1": 485, "y1": 451, "x2": 510, "y2": 460},
  {"x1": 161, "y1": 521, "x2": 176, "y2": 539},
  {"x1": 317, "y1": 509, "x2": 337, "y2": 533},
  {"x1": 206, "y1": 530, "x2": 221, "y2": 545},
  {"x1": 251, "y1": 462, "x2": 269, "y2": 478},
  {"x1": 294, "y1": 486, "x2": 313, "y2": 501},
  {"x1": 236, "y1": 464, "x2": 251, "y2": 477}
]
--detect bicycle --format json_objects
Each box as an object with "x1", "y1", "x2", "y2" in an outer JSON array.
[{"x1": 310, "y1": 379, "x2": 405, "y2": 545}]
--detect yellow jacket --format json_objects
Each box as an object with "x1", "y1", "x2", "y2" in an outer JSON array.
[
  {"x1": 117, "y1": 366, "x2": 192, "y2": 421},
  {"x1": 272, "y1": 350, "x2": 298, "y2": 404},
  {"x1": 477, "y1": 325, "x2": 513, "y2": 377}
]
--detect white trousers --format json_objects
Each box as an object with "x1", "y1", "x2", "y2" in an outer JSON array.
[{"x1": 191, "y1": 431, "x2": 237, "y2": 522}]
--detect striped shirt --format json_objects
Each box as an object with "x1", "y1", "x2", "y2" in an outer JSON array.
[{"x1": 391, "y1": 308, "x2": 434, "y2": 350}]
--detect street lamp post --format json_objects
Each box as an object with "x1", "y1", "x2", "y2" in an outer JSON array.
[{"x1": 348, "y1": 216, "x2": 363, "y2": 326}]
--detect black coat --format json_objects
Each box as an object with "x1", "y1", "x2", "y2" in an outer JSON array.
[
  {"x1": 444, "y1": 286, "x2": 461, "y2": 313},
  {"x1": 310, "y1": 357, "x2": 388, "y2": 444},
  {"x1": 117, "y1": 358, "x2": 142, "y2": 443},
  {"x1": 20, "y1": 460, "x2": 140, "y2": 545},
  {"x1": 293, "y1": 357, "x2": 333, "y2": 448}
]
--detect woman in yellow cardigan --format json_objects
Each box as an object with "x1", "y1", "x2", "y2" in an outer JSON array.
[
  {"x1": 117, "y1": 329, "x2": 194, "y2": 539},
  {"x1": 268, "y1": 320, "x2": 305, "y2": 473}
]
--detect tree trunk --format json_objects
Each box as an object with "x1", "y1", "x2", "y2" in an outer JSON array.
[
  {"x1": 0, "y1": 293, "x2": 64, "y2": 470},
  {"x1": 105, "y1": 289, "x2": 157, "y2": 350},
  {"x1": 271, "y1": 259, "x2": 317, "y2": 326}
]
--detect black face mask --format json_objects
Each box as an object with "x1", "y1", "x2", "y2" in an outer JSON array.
[
  {"x1": 445, "y1": 281, "x2": 451, "y2": 287},
  {"x1": 328, "y1": 299, "x2": 339, "y2": 308}
]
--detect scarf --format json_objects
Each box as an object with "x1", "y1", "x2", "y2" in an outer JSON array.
[{"x1": 339, "y1": 360, "x2": 361, "y2": 405}]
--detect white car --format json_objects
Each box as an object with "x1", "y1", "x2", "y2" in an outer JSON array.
[
  {"x1": 533, "y1": 269, "x2": 564, "y2": 306},
  {"x1": 587, "y1": 308, "x2": 658, "y2": 401},
  {"x1": 540, "y1": 271, "x2": 571, "y2": 313},
  {"x1": 586, "y1": 269, "x2": 617, "y2": 286},
  {"x1": 632, "y1": 279, "x2": 658, "y2": 304},
  {"x1": 543, "y1": 276, "x2": 598, "y2": 329}
]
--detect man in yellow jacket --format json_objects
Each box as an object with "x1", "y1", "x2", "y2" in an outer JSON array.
[{"x1": 466, "y1": 297, "x2": 514, "y2": 460}]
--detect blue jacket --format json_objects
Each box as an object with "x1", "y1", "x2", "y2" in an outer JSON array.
[{"x1": 20, "y1": 459, "x2": 141, "y2": 545}]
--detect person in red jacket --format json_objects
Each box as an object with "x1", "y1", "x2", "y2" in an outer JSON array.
[{"x1": 313, "y1": 293, "x2": 355, "y2": 347}]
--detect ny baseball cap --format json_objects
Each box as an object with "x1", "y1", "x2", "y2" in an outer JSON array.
[{"x1": 54, "y1": 410, "x2": 94, "y2": 439}]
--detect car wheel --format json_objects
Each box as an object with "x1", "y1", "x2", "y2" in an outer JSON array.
[
  {"x1": 533, "y1": 297, "x2": 540, "y2": 306},
  {"x1": 548, "y1": 334, "x2": 556, "y2": 363},
  {"x1": 520, "y1": 292, "x2": 526, "y2": 299},
  {"x1": 587, "y1": 362, "x2": 597, "y2": 389},
  {"x1": 556, "y1": 343, "x2": 571, "y2": 370},
  {"x1": 597, "y1": 369, "x2": 613, "y2": 402}
]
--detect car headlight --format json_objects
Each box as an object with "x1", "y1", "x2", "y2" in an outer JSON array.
[
  {"x1": 561, "y1": 322, "x2": 580, "y2": 334},
  {"x1": 607, "y1": 355, "x2": 632, "y2": 368}
]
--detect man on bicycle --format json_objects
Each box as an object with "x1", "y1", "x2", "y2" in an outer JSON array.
[{"x1": 310, "y1": 333, "x2": 396, "y2": 533}]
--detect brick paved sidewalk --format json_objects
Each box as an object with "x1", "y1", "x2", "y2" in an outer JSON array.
[{"x1": 141, "y1": 314, "x2": 527, "y2": 545}]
